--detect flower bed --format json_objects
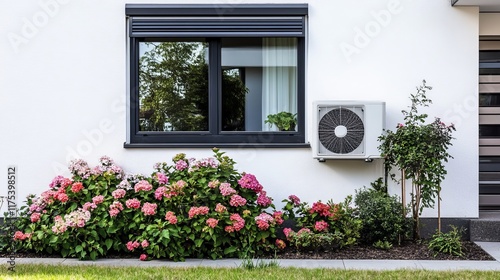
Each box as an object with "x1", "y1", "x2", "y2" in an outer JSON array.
[
  {"x1": 6, "y1": 148, "x2": 466, "y2": 261},
  {"x1": 12, "y1": 149, "x2": 293, "y2": 261}
]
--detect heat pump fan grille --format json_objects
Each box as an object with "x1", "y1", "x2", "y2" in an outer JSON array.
[{"x1": 318, "y1": 108, "x2": 364, "y2": 154}]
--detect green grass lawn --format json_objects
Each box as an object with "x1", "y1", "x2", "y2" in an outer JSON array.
[{"x1": 1, "y1": 265, "x2": 500, "y2": 280}]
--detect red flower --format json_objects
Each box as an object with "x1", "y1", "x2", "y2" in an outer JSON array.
[
  {"x1": 310, "y1": 202, "x2": 333, "y2": 217},
  {"x1": 71, "y1": 182, "x2": 84, "y2": 193}
]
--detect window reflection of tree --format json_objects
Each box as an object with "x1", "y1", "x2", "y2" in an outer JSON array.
[{"x1": 139, "y1": 41, "x2": 247, "y2": 132}]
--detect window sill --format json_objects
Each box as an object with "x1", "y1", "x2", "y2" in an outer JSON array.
[{"x1": 123, "y1": 142, "x2": 311, "y2": 149}]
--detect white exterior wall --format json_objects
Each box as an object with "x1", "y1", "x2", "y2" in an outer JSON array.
[{"x1": 0, "y1": 0, "x2": 480, "y2": 217}]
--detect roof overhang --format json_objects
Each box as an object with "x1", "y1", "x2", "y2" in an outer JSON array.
[{"x1": 452, "y1": 0, "x2": 500, "y2": 12}]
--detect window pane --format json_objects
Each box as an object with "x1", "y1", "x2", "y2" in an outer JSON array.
[
  {"x1": 221, "y1": 38, "x2": 298, "y2": 132},
  {"x1": 480, "y1": 125, "x2": 500, "y2": 137},
  {"x1": 138, "y1": 40, "x2": 209, "y2": 131},
  {"x1": 480, "y1": 94, "x2": 500, "y2": 107}
]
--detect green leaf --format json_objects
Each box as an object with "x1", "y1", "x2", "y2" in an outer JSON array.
[
  {"x1": 223, "y1": 246, "x2": 237, "y2": 255},
  {"x1": 49, "y1": 235, "x2": 59, "y2": 244},
  {"x1": 80, "y1": 251, "x2": 87, "y2": 259},
  {"x1": 107, "y1": 225, "x2": 118, "y2": 234},
  {"x1": 61, "y1": 248, "x2": 69, "y2": 258},
  {"x1": 194, "y1": 239, "x2": 203, "y2": 247},
  {"x1": 105, "y1": 239, "x2": 113, "y2": 250},
  {"x1": 75, "y1": 245, "x2": 83, "y2": 253},
  {"x1": 161, "y1": 229, "x2": 170, "y2": 240},
  {"x1": 90, "y1": 251, "x2": 98, "y2": 260}
]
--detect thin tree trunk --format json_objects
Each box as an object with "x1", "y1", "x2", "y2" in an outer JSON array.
[
  {"x1": 401, "y1": 169, "x2": 406, "y2": 217},
  {"x1": 438, "y1": 189, "x2": 441, "y2": 233},
  {"x1": 412, "y1": 174, "x2": 421, "y2": 240}
]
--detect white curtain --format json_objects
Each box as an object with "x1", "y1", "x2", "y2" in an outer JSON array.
[{"x1": 262, "y1": 38, "x2": 298, "y2": 131}]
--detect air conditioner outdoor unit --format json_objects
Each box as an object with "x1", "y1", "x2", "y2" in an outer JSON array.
[{"x1": 313, "y1": 101, "x2": 385, "y2": 161}]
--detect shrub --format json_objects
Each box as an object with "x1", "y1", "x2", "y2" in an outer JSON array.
[
  {"x1": 378, "y1": 80, "x2": 455, "y2": 239},
  {"x1": 286, "y1": 229, "x2": 342, "y2": 252},
  {"x1": 428, "y1": 225, "x2": 464, "y2": 257},
  {"x1": 282, "y1": 195, "x2": 362, "y2": 248},
  {"x1": 13, "y1": 148, "x2": 283, "y2": 261},
  {"x1": 354, "y1": 186, "x2": 411, "y2": 245},
  {"x1": 373, "y1": 240, "x2": 392, "y2": 250}
]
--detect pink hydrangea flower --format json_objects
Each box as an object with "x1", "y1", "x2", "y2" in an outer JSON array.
[
  {"x1": 165, "y1": 211, "x2": 178, "y2": 224},
  {"x1": 256, "y1": 191, "x2": 272, "y2": 207},
  {"x1": 30, "y1": 212, "x2": 41, "y2": 223},
  {"x1": 109, "y1": 201, "x2": 124, "y2": 217},
  {"x1": 112, "y1": 189, "x2": 126, "y2": 199},
  {"x1": 60, "y1": 177, "x2": 73, "y2": 189},
  {"x1": 49, "y1": 175, "x2": 64, "y2": 189},
  {"x1": 154, "y1": 187, "x2": 167, "y2": 200},
  {"x1": 283, "y1": 228, "x2": 293, "y2": 239},
  {"x1": 64, "y1": 208, "x2": 91, "y2": 228},
  {"x1": 71, "y1": 182, "x2": 84, "y2": 193},
  {"x1": 56, "y1": 193, "x2": 69, "y2": 203},
  {"x1": 188, "y1": 206, "x2": 210, "y2": 218},
  {"x1": 238, "y1": 173, "x2": 263, "y2": 193},
  {"x1": 141, "y1": 202, "x2": 157, "y2": 216},
  {"x1": 208, "y1": 180, "x2": 220, "y2": 189},
  {"x1": 117, "y1": 180, "x2": 132, "y2": 190},
  {"x1": 310, "y1": 202, "x2": 333, "y2": 217},
  {"x1": 109, "y1": 209, "x2": 120, "y2": 217},
  {"x1": 229, "y1": 195, "x2": 247, "y2": 207},
  {"x1": 256, "y1": 220, "x2": 269, "y2": 230},
  {"x1": 288, "y1": 195, "x2": 301, "y2": 206},
  {"x1": 219, "y1": 183, "x2": 236, "y2": 196},
  {"x1": 189, "y1": 157, "x2": 219, "y2": 170},
  {"x1": 155, "y1": 172, "x2": 169, "y2": 185},
  {"x1": 224, "y1": 226, "x2": 235, "y2": 233},
  {"x1": 206, "y1": 218, "x2": 219, "y2": 228},
  {"x1": 13, "y1": 231, "x2": 29, "y2": 241},
  {"x1": 215, "y1": 203, "x2": 227, "y2": 213},
  {"x1": 255, "y1": 213, "x2": 274, "y2": 231},
  {"x1": 141, "y1": 240, "x2": 149, "y2": 248},
  {"x1": 99, "y1": 155, "x2": 114, "y2": 166},
  {"x1": 52, "y1": 215, "x2": 67, "y2": 234},
  {"x1": 230, "y1": 213, "x2": 245, "y2": 231},
  {"x1": 273, "y1": 211, "x2": 284, "y2": 225},
  {"x1": 92, "y1": 195, "x2": 104, "y2": 205},
  {"x1": 68, "y1": 159, "x2": 91, "y2": 178},
  {"x1": 41, "y1": 190, "x2": 57, "y2": 205},
  {"x1": 29, "y1": 198, "x2": 46, "y2": 214},
  {"x1": 134, "y1": 180, "x2": 153, "y2": 193},
  {"x1": 83, "y1": 202, "x2": 97, "y2": 211},
  {"x1": 139, "y1": 254, "x2": 148, "y2": 261},
  {"x1": 125, "y1": 198, "x2": 141, "y2": 209},
  {"x1": 297, "y1": 228, "x2": 311, "y2": 235},
  {"x1": 126, "y1": 241, "x2": 140, "y2": 251},
  {"x1": 175, "y1": 160, "x2": 188, "y2": 171},
  {"x1": 314, "y1": 220, "x2": 329, "y2": 232}
]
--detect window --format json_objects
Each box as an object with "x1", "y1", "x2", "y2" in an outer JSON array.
[{"x1": 125, "y1": 4, "x2": 308, "y2": 147}]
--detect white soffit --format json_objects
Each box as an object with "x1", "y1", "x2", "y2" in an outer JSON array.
[{"x1": 453, "y1": 0, "x2": 500, "y2": 12}]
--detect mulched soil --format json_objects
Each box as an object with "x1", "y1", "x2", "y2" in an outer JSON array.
[
  {"x1": 273, "y1": 241, "x2": 495, "y2": 261},
  {"x1": 1, "y1": 241, "x2": 495, "y2": 261}
]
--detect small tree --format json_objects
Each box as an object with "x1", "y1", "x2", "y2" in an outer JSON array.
[{"x1": 378, "y1": 80, "x2": 455, "y2": 239}]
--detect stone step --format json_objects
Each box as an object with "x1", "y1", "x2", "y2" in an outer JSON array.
[{"x1": 470, "y1": 211, "x2": 500, "y2": 242}]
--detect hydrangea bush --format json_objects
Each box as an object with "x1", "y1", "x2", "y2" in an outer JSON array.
[
  {"x1": 281, "y1": 195, "x2": 362, "y2": 249},
  {"x1": 13, "y1": 148, "x2": 283, "y2": 261}
]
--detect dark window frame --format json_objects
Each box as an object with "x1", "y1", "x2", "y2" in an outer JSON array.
[{"x1": 125, "y1": 4, "x2": 309, "y2": 148}]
